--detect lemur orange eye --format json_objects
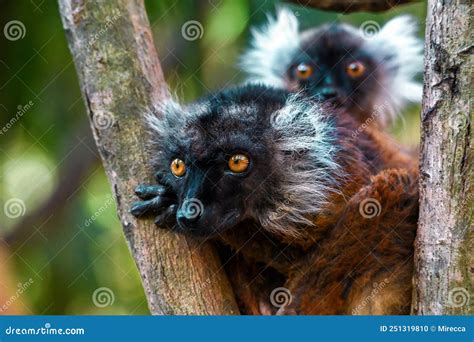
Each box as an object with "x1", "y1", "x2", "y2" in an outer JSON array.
[
  {"x1": 346, "y1": 61, "x2": 366, "y2": 78},
  {"x1": 228, "y1": 154, "x2": 249, "y2": 173},
  {"x1": 170, "y1": 158, "x2": 186, "y2": 177},
  {"x1": 294, "y1": 63, "x2": 314, "y2": 80}
]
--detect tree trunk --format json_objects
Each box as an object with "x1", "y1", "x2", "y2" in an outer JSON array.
[
  {"x1": 58, "y1": 0, "x2": 239, "y2": 315},
  {"x1": 286, "y1": 0, "x2": 418, "y2": 12},
  {"x1": 413, "y1": 0, "x2": 473, "y2": 314}
]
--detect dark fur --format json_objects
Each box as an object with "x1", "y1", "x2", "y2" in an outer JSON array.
[
  {"x1": 132, "y1": 84, "x2": 418, "y2": 315},
  {"x1": 240, "y1": 12, "x2": 423, "y2": 128},
  {"x1": 287, "y1": 25, "x2": 383, "y2": 123}
]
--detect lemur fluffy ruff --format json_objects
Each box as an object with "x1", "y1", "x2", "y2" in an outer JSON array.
[
  {"x1": 131, "y1": 85, "x2": 419, "y2": 315},
  {"x1": 240, "y1": 10, "x2": 423, "y2": 128}
]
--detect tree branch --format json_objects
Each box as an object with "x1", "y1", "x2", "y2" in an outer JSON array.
[
  {"x1": 413, "y1": 0, "x2": 473, "y2": 314},
  {"x1": 58, "y1": 0, "x2": 239, "y2": 315},
  {"x1": 286, "y1": 0, "x2": 419, "y2": 13}
]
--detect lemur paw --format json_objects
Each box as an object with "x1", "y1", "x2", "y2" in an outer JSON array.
[
  {"x1": 131, "y1": 185, "x2": 174, "y2": 215},
  {"x1": 130, "y1": 176, "x2": 178, "y2": 228}
]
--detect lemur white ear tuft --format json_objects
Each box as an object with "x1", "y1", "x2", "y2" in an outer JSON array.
[
  {"x1": 146, "y1": 97, "x2": 188, "y2": 137},
  {"x1": 239, "y1": 7, "x2": 300, "y2": 88},
  {"x1": 364, "y1": 16, "x2": 424, "y2": 123}
]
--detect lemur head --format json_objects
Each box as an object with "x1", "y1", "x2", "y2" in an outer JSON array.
[
  {"x1": 147, "y1": 85, "x2": 341, "y2": 239},
  {"x1": 240, "y1": 9, "x2": 423, "y2": 127}
]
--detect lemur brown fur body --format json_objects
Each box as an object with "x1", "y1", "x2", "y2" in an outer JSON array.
[
  {"x1": 222, "y1": 115, "x2": 418, "y2": 315},
  {"x1": 131, "y1": 86, "x2": 419, "y2": 315},
  {"x1": 132, "y1": 10, "x2": 422, "y2": 314},
  {"x1": 220, "y1": 12, "x2": 422, "y2": 314}
]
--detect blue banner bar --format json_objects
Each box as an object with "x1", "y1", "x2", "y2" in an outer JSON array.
[{"x1": 0, "y1": 316, "x2": 472, "y2": 341}]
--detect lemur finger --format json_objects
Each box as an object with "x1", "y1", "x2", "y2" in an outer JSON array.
[
  {"x1": 155, "y1": 171, "x2": 168, "y2": 184},
  {"x1": 130, "y1": 196, "x2": 175, "y2": 217},
  {"x1": 134, "y1": 184, "x2": 168, "y2": 200},
  {"x1": 154, "y1": 204, "x2": 178, "y2": 227}
]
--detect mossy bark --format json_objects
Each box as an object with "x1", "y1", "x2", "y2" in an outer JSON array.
[
  {"x1": 413, "y1": 0, "x2": 473, "y2": 314},
  {"x1": 58, "y1": 0, "x2": 239, "y2": 315}
]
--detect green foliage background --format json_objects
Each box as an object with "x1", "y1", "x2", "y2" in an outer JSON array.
[{"x1": 0, "y1": 0, "x2": 425, "y2": 314}]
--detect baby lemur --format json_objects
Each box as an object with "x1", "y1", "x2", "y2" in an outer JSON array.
[
  {"x1": 131, "y1": 84, "x2": 418, "y2": 315},
  {"x1": 240, "y1": 9, "x2": 423, "y2": 128}
]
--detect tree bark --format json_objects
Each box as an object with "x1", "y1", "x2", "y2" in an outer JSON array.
[
  {"x1": 413, "y1": 0, "x2": 473, "y2": 314},
  {"x1": 58, "y1": 0, "x2": 239, "y2": 315},
  {"x1": 286, "y1": 0, "x2": 418, "y2": 13}
]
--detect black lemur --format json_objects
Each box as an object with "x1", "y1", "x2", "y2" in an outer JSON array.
[
  {"x1": 240, "y1": 9, "x2": 423, "y2": 128},
  {"x1": 131, "y1": 84, "x2": 418, "y2": 315}
]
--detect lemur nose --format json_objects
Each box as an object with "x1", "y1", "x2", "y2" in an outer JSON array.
[
  {"x1": 177, "y1": 214, "x2": 196, "y2": 228},
  {"x1": 320, "y1": 87, "x2": 337, "y2": 99},
  {"x1": 176, "y1": 201, "x2": 203, "y2": 226}
]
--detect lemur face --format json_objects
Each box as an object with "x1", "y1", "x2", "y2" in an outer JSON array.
[
  {"x1": 151, "y1": 93, "x2": 276, "y2": 237},
  {"x1": 287, "y1": 25, "x2": 381, "y2": 116},
  {"x1": 240, "y1": 9, "x2": 423, "y2": 127},
  {"x1": 146, "y1": 85, "x2": 339, "y2": 238}
]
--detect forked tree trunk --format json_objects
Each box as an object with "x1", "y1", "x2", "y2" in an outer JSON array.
[
  {"x1": 413, "y1": 0, "x2": 473, "y2": 314},
  {"x1": 58, "y1": 0, "x2": 472, "y2": 315},
  {"x1": 58, "y1": 0, "x2": 238, "y2": 315}
]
